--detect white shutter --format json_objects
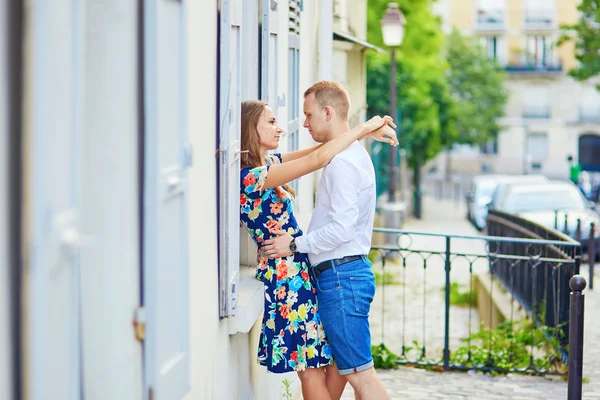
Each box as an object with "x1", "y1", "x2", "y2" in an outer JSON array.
[
  {"x1": 219, "y1": 0, "x2": 243, "y2": 318},
  {"x1": 261, "y1": 0, "x2": 279, "y2": 108},
  {"x1": 288, "y1": 0, "x2": 301, "y2": 193},
  {"x1": 143, "y1": 0, "x2": 191, "y2": 398},
  {"x1": 27, "y1": 0, "x2": 84, "y2": 398},
  {"x1": 0, "y1": 1, "x2": 13, "y2": 398}
]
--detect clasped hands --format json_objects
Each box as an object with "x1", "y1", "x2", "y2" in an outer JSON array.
[{"x1": 363, "y1": 115, "x2": 398, "y2": 146}]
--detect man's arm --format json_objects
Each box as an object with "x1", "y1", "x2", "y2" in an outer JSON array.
[{"x1": 263, "y1": 158, "x2": 360, "y2": 258}]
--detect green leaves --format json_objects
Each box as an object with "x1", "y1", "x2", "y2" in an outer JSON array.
[
  {"x1": 366, "y1": 0, "x2": 447, "y2": 168},
  {"x1": 366, "y1": 1, "x2": 507, "y2": 172},
  {"x1": 446, "y1": 29, "x2": 509, "y2": 146},
  {"x1": 559, "y1": 0, "x2": 600, "y2": 89}
]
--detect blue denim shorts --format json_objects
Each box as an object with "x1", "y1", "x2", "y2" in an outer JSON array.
[{"x1": 310, "y1": 256, "x2": 376, "y2": 375}]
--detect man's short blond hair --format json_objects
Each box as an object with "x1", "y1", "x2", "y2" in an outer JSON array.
[{"x1": 304, "y1": 80, "x2": 351, "y2": 121}]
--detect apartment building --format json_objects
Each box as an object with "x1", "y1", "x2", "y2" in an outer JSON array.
[{"x1": 433, "y1": 0, "x2": 600, "y2": 179}]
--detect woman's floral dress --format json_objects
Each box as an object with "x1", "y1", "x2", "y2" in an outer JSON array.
[{"x1": 240, "y1": 153, "x2": 333, "y2": 373}]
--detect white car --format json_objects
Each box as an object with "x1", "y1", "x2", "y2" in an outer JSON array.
[
  {"x1": 475, "y1": 174, "x2": 549, "y2": 230},
  {"x1": 465, "y1": 174, "x2": 508, "y2": 230}
]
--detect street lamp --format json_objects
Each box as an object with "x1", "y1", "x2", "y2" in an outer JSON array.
[{"x1": 380, "y1": 3, "x2": 406, "y2": 204}]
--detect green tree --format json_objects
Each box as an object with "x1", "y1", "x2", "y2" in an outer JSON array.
[
  {"x1": 446, "y1": 29, "x2": 508, "y2": 147},
  {"x1": 366, "y1": 0, "x2": 447, "y2": 169},
  {"x1": 559, "y1": 0, "x2": 600, "y2": 89}
]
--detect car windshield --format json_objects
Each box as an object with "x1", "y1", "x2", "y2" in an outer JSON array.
[
  {"x1": 475, "y1": 181, "x2": 497, "y2": 198},
  {"x1": 504, "y1": 188, "x2": 587, "y2": 213}
]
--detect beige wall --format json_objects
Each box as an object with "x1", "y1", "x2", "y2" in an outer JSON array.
[
  {"x1": 557, "y1": 0, "x2": 578, "y2": 70},
  {"x1": 449, "y1": 0, "x2": 475, "y2": 30}
]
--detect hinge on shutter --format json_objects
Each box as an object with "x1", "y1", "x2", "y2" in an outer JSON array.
[{"x1": 133, "y1": 307, "x2": 146, "y2": 341}]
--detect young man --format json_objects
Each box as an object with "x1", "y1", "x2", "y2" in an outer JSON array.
[{"x1": 263, "y1": 80, "x2": 392, "y2": 399}]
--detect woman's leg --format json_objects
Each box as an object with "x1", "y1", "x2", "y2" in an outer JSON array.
[
  {"x1": 297, "y1": 367, "x2": 332, "y2": 400},
  {"x1": 325, "y1": 363, "x2": 347, "y2": 400}
]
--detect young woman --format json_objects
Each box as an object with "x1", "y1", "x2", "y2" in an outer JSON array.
[{"x1": 239, "y1": 100, "x2": 395, "y2": 400}]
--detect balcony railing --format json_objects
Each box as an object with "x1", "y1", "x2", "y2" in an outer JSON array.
[
  {"x1": 505, "y1": 63, "x2": 562, "y2": 76},
  {"x1": 476, "y1": 9, "x2": 505, "y2": 31},
  {"x1": 522, "y1": 104, "x2": 551, "y2": 119},
  {"x1": 524, "y1": 10, "x2": 556, "y2": 30}
]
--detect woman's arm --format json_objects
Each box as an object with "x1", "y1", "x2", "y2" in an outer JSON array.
[
  {"x1": 262, "y1": 116, "x2": 396, "y2": 190},
  {"x1": 280, "y1": 144, "x2": 323, "y2": 163}
]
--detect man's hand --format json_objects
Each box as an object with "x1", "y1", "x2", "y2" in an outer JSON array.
[
  {"x1": 263, "y1": 230, "x2": 294, "y2": 258},
  {"x1": 366, "y1": 124, "x2": 399, "y2": 146}
]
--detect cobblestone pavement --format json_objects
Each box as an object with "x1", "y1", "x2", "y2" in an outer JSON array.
[{"x1": 340, "y1": 196, "x2": 600, "y2": 400}]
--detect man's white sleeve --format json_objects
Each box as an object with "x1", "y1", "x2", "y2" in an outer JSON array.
[{"x1": 295, "y1": 158, "x2": 359, "y2": 255}]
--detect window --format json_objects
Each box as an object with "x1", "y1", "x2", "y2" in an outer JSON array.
[
  {"x1": 476, "y1": 0, "x2": 504, "y2": 25},
  {"x1": 288, "y1": 0, "x2": 301, "y2": 193},
  {"x1": 580, "y1": 86, "x2": 600, "y2": 122},
  {"x1": 525, "y1": 35, "x2": 554, "y2": 65},
  {"x1": 479, "y1": 35, "x2": 505, "y2": 64},
  {"x1": 523, "y1": 86, "x2": 551, "y2": 118},
  {"x1": 218, "y1": 0, "x2": 244, "y2": 318},
  {"x1": 219, "y1": 0, "x2": 281, "y2": 317},
  {"x1": 524, "y1": 0, "x2": 554, "y2": 25},
  {"x1": 261, "y1": 0, "x2": 279, "y2": 109},
  {"x1": 480, "y1": 132, "x2": 498, "y2": 154},
  {"x1": 527, "y1": 132, "x2": 548, "y2": 161}
]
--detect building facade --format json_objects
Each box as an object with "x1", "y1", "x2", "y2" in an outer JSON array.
[
  {"x1": 432, "y1": 0, "x2": 600, "y2": 179},
  {"x1": 0, "y1": 1, "x2": 377, "y2": 399}
]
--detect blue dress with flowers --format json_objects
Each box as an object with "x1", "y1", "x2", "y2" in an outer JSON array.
[{"x1": 240, "y1": 153, "x2": 333, "y2": 373}]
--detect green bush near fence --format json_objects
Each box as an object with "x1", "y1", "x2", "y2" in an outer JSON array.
[{"x1": 444, "y1": 282, "x2": 478, "y2": 307}]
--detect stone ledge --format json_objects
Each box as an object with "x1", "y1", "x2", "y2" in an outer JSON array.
[
  {"x1": 474, "y1": 272, "x2": 528, "y2": 329},
  {"x1": 228, "y1": 267, "x2": 264, "y2": 335}
]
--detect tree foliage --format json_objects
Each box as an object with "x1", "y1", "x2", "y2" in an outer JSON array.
[
  {"x1": 446, "y1": 29, "x2": 508, "y2": 146},
  {"x1": 366, "y1": 0, "x2": 447, "y2": 168},
  {"x1": 559, "y1": 0, "x2": 600, "y2": 89},
  {"x1": 366, "y1": 0, "x2": 508, "y2": 173}
]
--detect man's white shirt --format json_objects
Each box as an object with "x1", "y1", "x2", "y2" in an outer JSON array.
[{"x1": 295, "y1": 140, "x2": 376, "y2": 265}]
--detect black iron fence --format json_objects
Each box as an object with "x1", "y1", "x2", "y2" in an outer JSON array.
[
  {"x1": 371, "y1": 226, "x2": 583, "y2": 378},
  {"x1": 486, "y1": 210, "x2": 581, "y2": 360}
]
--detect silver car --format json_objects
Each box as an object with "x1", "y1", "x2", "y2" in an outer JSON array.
[
  {"x1": 465, "y1": 175, "x2": 508, "y2": 230},
  {"x1": 494, "y1": 181, "x2": 600, "y2": 256}
]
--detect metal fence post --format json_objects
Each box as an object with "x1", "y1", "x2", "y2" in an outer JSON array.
[
  {"x1": 443, "y1": 236, "x2": 451, "y2": 371},
  {"x1": 589, "y1": 223, "x2": 595, "y2": 290},
  {"x1": 568, "y1": 275, "x2": 586, "y2": 400}
]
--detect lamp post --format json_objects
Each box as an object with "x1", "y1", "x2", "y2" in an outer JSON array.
[{"x1": 380, "y1": 3, "x2": 406, "y2": 203}]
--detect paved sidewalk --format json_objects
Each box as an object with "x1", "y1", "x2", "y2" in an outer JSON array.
[{"x1": 340, "y1": 196, "x2": 600, "y2": 400}]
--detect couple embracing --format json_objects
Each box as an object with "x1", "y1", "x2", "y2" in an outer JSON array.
[{"x1": 240, "y1": 80, "x2": 397, "y2": 400}]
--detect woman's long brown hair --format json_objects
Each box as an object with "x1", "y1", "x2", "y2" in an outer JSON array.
[{"x1": 241, "y1": 100, "x2": 296, "y2": 198}]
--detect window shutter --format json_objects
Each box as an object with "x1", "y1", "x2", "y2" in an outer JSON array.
[
  {"x1": 261, "y1": 0, "x2": 279, "y2": 108},
  {"x1": 288, "y1": 0, "x2": 301, "y2": 193},
  {"x1": 219, "y1": 0, "x2": 243, "y2": 318},
  {"x1": 27, "y1": 1, "x2": 84, "y2": 398},
  {"x1": 143, "y1": 0, "x2": 191, "y2": 398}
]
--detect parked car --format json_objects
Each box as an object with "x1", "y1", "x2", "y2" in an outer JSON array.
[
  {"x1": 465, "y1": 174, "x2": 508, "y2": 230},
  {"x1": 493, "y1": 181, "x2": 600, "y2": 256},
  {"x1": 488, "y1": 174, "x2": 549, "y2": 213},
  {"x1": 469, "y1": 174, "x2": 548, "y2": 230}
]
